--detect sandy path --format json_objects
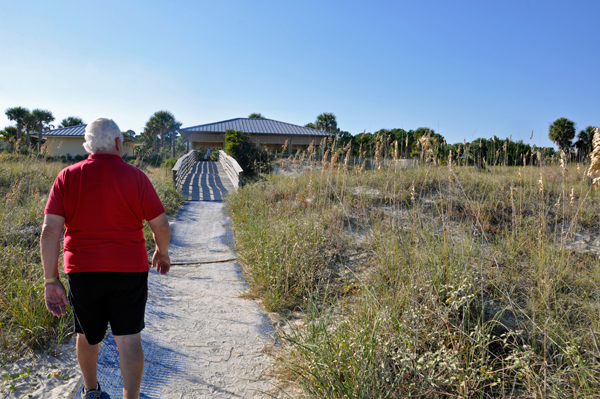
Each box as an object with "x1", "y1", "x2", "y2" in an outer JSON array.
[{"x1": 2, "y1": 201, "x2": 278, "y2": 398}]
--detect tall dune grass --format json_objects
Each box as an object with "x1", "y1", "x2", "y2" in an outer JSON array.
[{"x1": 228, "y1": 157, "x2": 600, "y2": 397}]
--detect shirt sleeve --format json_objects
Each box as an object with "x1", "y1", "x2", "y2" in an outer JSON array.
[
  {"x1": 140, "y1": 172, "x2": 166, "y2": 221},
  {"x1": 44, "y1": 171, "x2": 66, "y2": 217}
]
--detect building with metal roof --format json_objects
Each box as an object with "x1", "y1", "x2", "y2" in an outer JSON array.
[
  {"x1": 42, "y1": 125, "x2": 142, "y2": 157},
  {"x1": 179, "y1": 117, "x2": 333, "y2": 153}
]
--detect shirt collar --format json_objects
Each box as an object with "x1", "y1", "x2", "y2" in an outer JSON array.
[{"x1": 87, "y1": 154, "x2": 123, "y2": 161}]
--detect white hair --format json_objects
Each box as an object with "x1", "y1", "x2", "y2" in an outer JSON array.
[{"x1": 83, "y1": 117, "x2": 123, "y2": 153}]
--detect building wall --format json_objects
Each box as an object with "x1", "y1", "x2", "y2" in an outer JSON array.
[
  {"x1": 46, "y1": 137, "x2": 137, "y2": 157},
  {"x1": 123, "y1": 141, "x2": 136, "y2": 157},
  {"x1": 189, "y1": 132, "x2": 328, "y2": 150},
  {"x1": 47, "y1": 137, "x2": 86, "y2": 157}
]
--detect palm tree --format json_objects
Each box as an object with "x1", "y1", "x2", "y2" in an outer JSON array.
[
  {"x1": 574, "y1": 125, "x2": 597, "y2": 162},
  {"x1": 23, "y1": 112, "x2": 37, "y2": 148},
  {"x1": 151, "y1": 111, "x2": 176, "y2": 156},
  {"x1": 5, "y1": 107, "x2": 30, "y2": 149},
  {"x1": 58, "y1": 116, "x2": 84, "y2": 128},
  {"x1": 169, "y1": 121, "x2": 182, "y2": 159},
  {"x1": 315, "y1": 112, "x2": 338, "y2": 133},
  {"x1": 30, "y1": 109, "x2": 55, "y2": 154},
  {"x1": 0, "y1": 126, "x2": 18, "y2": 152},
  {"x1": 143, "y1": 118, "x2": 160, "y2": 154},
  {"x1": 549, "y1": 117, "x2": 576, "y2": 154}
]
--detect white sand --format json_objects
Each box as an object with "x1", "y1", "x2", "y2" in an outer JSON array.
[{"x1": 0, "y1": 336, "x2": 81, "y2": 398}]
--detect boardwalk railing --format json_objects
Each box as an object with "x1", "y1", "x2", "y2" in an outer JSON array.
[
  {"x1": 172, "y1": 150, "x2": 197, "y2": 188},
  {"x1": 219, "y1": 150, "x2": 244, "y2": 189}
]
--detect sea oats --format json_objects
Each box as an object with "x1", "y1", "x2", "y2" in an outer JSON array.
[
  {"x1": 359, "y1": 159, "x2": 367, "y2": 173},
  {"x1": 560, "y1": 150, "x2": 568, "y2": 174},
  {"x1": 586, "y1": 127, "x2": 600, "y2": 176},
  {"x1": 569, "y1": 187, "x2": 575, "y2": 205},
  {"x1": 321, "y1": 149, "x2": 330, "y2": 175},
  {"x1": 306, "y1": 140, "x2": 315, "y2": 162},
  {"x1": 374, "y1": 138, "x2": 383, "y2": 170},
  {"x1": 343, "y1": 141, "x2": 352, "y2": 170},
  {"x1": 330, "y1": 148, "x2": 342, "y2": 170}
]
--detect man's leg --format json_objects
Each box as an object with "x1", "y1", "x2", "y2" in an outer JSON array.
[
  {"x1": 76, "y1": 333, "x2": 100, "y2": 391},
  {"x1": 114, "y1": 333, "x2": 144, "y2": 399}
]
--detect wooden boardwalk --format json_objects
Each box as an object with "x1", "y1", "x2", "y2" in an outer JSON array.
[{"x1": 180, "y1": 161, "x2": 235, "y2": 201}]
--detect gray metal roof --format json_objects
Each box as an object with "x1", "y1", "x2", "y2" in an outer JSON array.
[
  {"x1": 43, "y1": 124, "x2": 142, "y2": 145},
  {"x1": 180, "y1": 118, "x2": 333, "y2": 137},
  {"x1": 44, "y1": 125, "x2": 87, "y2": 136}
]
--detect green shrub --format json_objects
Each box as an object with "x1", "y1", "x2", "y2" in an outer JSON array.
[
  {"x1": 224, "y1": 130, "x2": 271, "y2": 177},
  {"x1": 161, "y1": 157, "x2": 178, "y2": 170}
]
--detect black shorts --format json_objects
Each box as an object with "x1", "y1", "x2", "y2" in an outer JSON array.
[{"x1": 66, "y1": 271, "x2": 148, "y2": 345}]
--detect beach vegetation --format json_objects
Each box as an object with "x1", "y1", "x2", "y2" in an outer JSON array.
[{"x1": 228, "y1": 133, "x2": 600, "y2": 397}]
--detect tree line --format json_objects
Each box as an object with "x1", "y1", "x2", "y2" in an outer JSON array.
[
  {"x1": 3, "y1": 106, "x2": 596, "y2": 168},
  {"x1": 1, "y1": 106, "x2": 187, "y2": 163},
  {"x1": 548, "y1": 117, "x2": 597, "y2": 162},
  {"x1": 1, "y1": 107, "x2": 84, "y2": 154},
  {"x1": 301, "y1": 113, "x2": 598, "y2": 166}
]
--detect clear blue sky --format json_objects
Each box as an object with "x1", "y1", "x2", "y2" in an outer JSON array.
[{"x1": 1, "y1": 0, "x2": 598, "y2": 148}]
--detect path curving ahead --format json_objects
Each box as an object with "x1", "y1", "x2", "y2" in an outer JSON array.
[{"x1": 74, "y1": 201, "x2": 277, "y2": 398}]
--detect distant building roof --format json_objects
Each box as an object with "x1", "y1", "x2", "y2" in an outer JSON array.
[
  {"x1": 44, "y1": 125, "x2": 87, "y2": 137},
  {"x1": 180, "y1": 117, "x2": 333, "y2": 137},
  {"x1": 43, "y1": 124, "x2": 142, "y2": 145}
]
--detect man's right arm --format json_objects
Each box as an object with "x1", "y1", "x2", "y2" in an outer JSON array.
[{"x1": 148, "y1": 213, "x2": 171, "y2": 275}]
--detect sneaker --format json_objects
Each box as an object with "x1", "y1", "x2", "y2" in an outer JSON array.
[{"x1": 82, "y1": 383, "x2": 109, "y2": 399}]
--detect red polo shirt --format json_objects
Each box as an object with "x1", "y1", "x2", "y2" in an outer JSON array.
[{"x1": 44, "y1": 154, "x2": 165, "y2": 273}]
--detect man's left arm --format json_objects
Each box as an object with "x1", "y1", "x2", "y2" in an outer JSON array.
[{"x1": 40, "y1": 214, "x2": 68, "y2": 317}]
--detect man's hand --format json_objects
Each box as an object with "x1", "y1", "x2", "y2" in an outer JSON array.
[
  {"x1": 148, "y1": 213, "x2": 171, "y2": 275},
  {"x1": 44, "y1": 280, "x2": 68, "y2": 317},
  {"x1": 152, "y1": 249, "x2": 171, "y2": 275}
]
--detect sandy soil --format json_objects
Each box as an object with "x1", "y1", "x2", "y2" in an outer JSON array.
[{"x1": 0, "y1": 336, "x2": 81, "y2": 398}]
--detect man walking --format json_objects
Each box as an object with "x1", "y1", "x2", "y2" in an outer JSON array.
[{"x1": 41, "y1": 117, "x2": 171, "y2": 399}]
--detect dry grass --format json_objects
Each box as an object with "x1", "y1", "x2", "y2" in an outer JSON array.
[{"x1": 228, "y1": 156, "x2": 600, "y2": 397}]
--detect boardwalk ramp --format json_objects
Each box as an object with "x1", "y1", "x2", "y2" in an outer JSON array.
[{"x1": 180, "y1": 161, "x2": 235, "y2": 201}]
